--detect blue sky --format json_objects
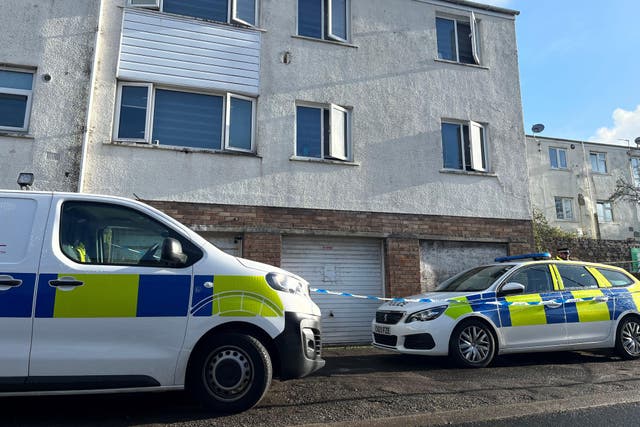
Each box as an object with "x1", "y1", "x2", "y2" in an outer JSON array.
[{"x1": 484, "y1": 0, "x2": 640, "y2": 146}]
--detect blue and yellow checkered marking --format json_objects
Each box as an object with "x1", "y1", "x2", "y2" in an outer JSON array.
[
  {"x1": 35, "y1": 273, "x2": 190, "y2": 318},
  {"x1": 0, "y1": 272, "x2": 36, "y2": 318}
]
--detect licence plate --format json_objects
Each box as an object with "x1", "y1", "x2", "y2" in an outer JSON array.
[{"x1": 374, "y1": 324, "x2": 390, "y2": 335}]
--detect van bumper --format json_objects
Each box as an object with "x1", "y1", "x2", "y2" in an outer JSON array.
[{"x1": 275, "y1": 312, "x2": 325, "y2": 379}]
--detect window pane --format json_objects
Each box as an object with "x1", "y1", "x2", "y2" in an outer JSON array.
[
  {"x1": 298, "y1": 0, "x2": 322, "y2": 38},
  {"x1": 163, "y1": 0, "x2": 228, "y2": 22},
  {"x1": 0, "y1": 93, "x2": 27, "y2": 128},
  {"x1": 599, "y1": 155, "x2": 607, "y2": 173},
  {"x1": 596, "y1": 269, "x2": 634, "y2": 287},
  {"x1": 153, "y1": 89, "x2": 223, "y2": 149},
  {"x1": 436, "y1": 18, "x2": 456, "y2": 61},
  {"x1": 0, "y1": 70, "x2": 33, "y2": 90},
  {"x1": 329, "y1": 0, "x2": 347, "y2": 40},
  {"x1": 556, "y1": 265, "x2": 598, "y2": 289},
  {"x1": 509, "y1": 265, "x2": 553, "y2": 294},
  {"x1": 555, "y1": 197, "x2": 564, "y2": 219},
  {"x1": 456, "y1": 21, "x2": 474, "y2": 64},
  {"x1": 633, "y1": 158, "x2": 640, "y2": 186},
  {"x1": 549, "y1": 148, "x2": 558, "y2": 168},
  {"x1": 442, "y1": 123, "x2": 462, "y2": 169},
  {"x1": 558, "y1": 149, "x2": 567, "y2": 168},
  {"x1": 563, "y1": 199, "x2": 573, "y2": 220},
  {"x1": 228, "y1": 97, "x2": 253, "y2": 150},
  {"x1": 118, "y1": 86, "x2": 148, "y2": 139},
  {"x1": 235, "y1": 0, "x2": 256, "y2": 25},
  {"x1": 296, "y1": 106, "x2": 322, "y2": 158},
  {"x1": 590, "y1": 153, "x2": 597, "y2": 171}
]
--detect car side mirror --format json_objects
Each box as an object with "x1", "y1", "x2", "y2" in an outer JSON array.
[
  {"x1": 161, "y1": 237, "x2": 188, "y2": 267},
  {"x1": 498, "y1": 282, "x2": 525, "y2": 297}
]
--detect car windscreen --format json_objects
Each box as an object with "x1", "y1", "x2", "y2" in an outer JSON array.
[{"x1": 435, "y1": 265, "x2": 514, "y2": 292}]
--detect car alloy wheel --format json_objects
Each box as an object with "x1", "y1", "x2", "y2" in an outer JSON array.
[
  {"x1": 620, "y1": 318, "x2": 640, "y2": 357},
  {"x1": 459, "y1": 325, "x2": 491, "y2": 363}
]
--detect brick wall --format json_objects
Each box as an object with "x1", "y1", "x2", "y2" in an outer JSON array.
[
  {"x1": 243, "y1": 233, "x2": 281, "y2": 267},
  {"x1": 385, "y1": 238, "x2": 421, "y2": 296},
  {"x1": 545, "y1": 237, "x2": 640, "y2": 271}
]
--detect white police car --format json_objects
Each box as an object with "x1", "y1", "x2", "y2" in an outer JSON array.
[{"x1": 372, "y1": 253, "x2": 640, "y2": 367}]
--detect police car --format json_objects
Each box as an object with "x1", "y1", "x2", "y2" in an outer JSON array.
[{"x1": 372, "y1": 253, "x2": 640, "y2": 367}]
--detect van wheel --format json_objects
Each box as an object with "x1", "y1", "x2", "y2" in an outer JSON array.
[
  {"x1": 449, "y1": 319, "x2": 495, "y2": 368},
  {"x1": 188, "y1": 333, "x2": 272, "y2": 413},
  {"x1": 616, "y1": 316, "x2": 640, "y2": 359}
]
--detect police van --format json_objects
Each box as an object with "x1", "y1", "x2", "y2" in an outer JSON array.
[
  {"x1": 373, "y1": 253, "x2": 640, "y2": 367},
  {"x1": 0, "y1": 190, "x2": 324, "y2": 412}
]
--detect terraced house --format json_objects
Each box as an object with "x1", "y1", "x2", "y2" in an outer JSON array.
[{"x1": 1, "y1": 0, "x2": 532, "y2": 344}]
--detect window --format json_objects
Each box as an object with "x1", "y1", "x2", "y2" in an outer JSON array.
[
  {"x1": 59, "y1": 201, "x2": 202, "y2": 267},
  {"x1": 596, "y1": 201, "x2": 613, "y2": 223},
  {"x1": 296, "y1": 103, "x2": 350, "y2": 161},
  {"x1": 590, "y1": 151, "x2": 607, "y2": 173},
  {"x1": 507, "y1": 265, "x2": 553, "y2": 294},
  {"x1": 441, "y1": 121, "x2": 487, "y2": 172},
  {"x1": 555, "y1": 264, "x2": 598, "y2": 289},
  {"x1": 554, "y1": 197, "x2": 574, "y2": 220},
  {"x1": 130, "y1": 0, "x2": 258, "y2": 27},
  {"x1": 631, "y1": 158, "x2": 640, "y2": 187},
  {"x1": 549, "y1": 147, "x2": 567, "y2": 169},
  {"x1": 114, "y1": 82, "x2": 255, "y2": 152},
  {"x1": 298, "y1": 0, "x2": 350, "y2": 43},
  {"x1": 436, "y1": 13, "x2": 479, "y2": 65},
  {"x1": 595, "y1": 268, "x2": 634, "y2": 287},
  {"x1": 0, "y1": 68, "x2": 35, "y2": 132}
]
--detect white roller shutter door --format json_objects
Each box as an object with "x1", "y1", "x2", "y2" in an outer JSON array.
[{"x1": 281, "y1": 236, "x2": 384, "y2": 345}]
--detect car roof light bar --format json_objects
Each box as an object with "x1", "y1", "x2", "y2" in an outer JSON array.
[{"x1": 495, "y1": 252, "x2": 551, "y2": 263}]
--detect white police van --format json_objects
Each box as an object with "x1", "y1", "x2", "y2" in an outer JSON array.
[{"x1": 0, "y1": 190, "x2": 324, "y2": 412}]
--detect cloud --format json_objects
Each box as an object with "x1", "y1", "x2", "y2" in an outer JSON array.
[{"x1": 590, "y1": 105, "x2": 640, "y2": 146}]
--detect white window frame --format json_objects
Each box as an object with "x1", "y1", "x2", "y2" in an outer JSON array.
[
  {"x1": 297, "y1": 0, "x2": 350, "y2": 42},
  {"x1": 549, "y1": 147, "x2": 568, "y2": 169},
  {"x1": 436, "y1": 13, "x2": 480, "y2": 65},
  {"x1": 0, "y1": 67, "x2": 35, "y2": 132},
  {"x1": 631, "y1": 157, "x2": 640, "y2": 187},
  {"x1": 231, "y1": 0, "x2": 259, "y2": 27},
  {"x1": 597, "y1": 201, "x2": 613, "y2": 223},
  {"x1": 441, "y1": 120, "x2": 488, "y2": 172},
  {"x1": 127, "y1": 0, "x2": 161, "y2": 9},
  {"x1": 224, "y1": 93, "x2": 256, "y2": 153},
  {"x1": 114, "y1": 81, "x2": 255, "y2": 152},
  {"x1": 590, "y1": 151, "x2": 607, "y2": 174},
  {"x1": 554, "y1": 197, "x2": 574, "y2": 221},
  {"x1": 295, "y1": 101, "x2": 352, "y2": 162},
  {"x1": 129, "y1": 0, "x2": 259, "y2": 28}
]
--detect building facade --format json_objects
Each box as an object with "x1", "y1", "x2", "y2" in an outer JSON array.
[
  {"x1": 526, "y1": 134, "x2": 640, "y2": 241},
  {"x1": 1, "y1": 0, "x2": 533, "y2": 343}
]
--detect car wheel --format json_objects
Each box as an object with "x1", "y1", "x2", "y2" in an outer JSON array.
[
  {"x1": 188, "y1": 333, "x2": 272, "y2": 413},
  {"x1": 616, "y1": 316, "x2": 640, "y2": 360},
  {"x1": 449, "y1": 319, "x2": 496, "y2": 368}
]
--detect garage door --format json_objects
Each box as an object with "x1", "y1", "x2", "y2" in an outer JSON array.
[
  {"x1": 203, "y1": 233, "x2": 242, "y2": 257},
  {"x1": 281, "y1": 236, "x2": 384, "y2": 345},
  {"x1": 420, "y1": 240, "x2": 507, "y2": 291}
]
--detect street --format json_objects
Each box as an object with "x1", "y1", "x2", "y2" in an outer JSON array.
[{"x1": 4, "y1": 346, "x2": 640, "y2": 426}]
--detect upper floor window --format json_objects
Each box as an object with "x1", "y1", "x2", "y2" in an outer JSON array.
[
  {"x1": 0, "y1": 68, "x2": 35, "y2": 132},
  {"x1": 114, "y1": 82, "x2": 255, "y2": 153},
  {"x1": 441, "y1": 120, "x2": 487, "y2": 172},
  {"x1": 631, "y1": 158, "x2": 640, "y2": 187},
  {"x1": 295, "y1": 103, "x2": 351, "y2": 161},
  {"x1": 554, "y1": 197, "x2": 574, "y2": 220},
  {"x1": 590, "y1": 151, "x2": 607, "y2": 173},
  {"x1": 596, "y1": 201, "x2": 613, "y2": 223},
  {"x1": 436, "y1": 13, "x2": 479, "y2": 65},
  {"x1": 298, "y1": 0, "x2": 349, "y2": 43},
  {"x1": 129, "y1": 0, "x2": 258, "y2": 27},
  {"x1": 549, "y1": 147, "x2": 567, "y2": 169}
]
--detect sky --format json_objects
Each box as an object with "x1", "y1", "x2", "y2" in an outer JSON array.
[{"x1": 482, "y1": 0, "x2": 640, "y2": 147}]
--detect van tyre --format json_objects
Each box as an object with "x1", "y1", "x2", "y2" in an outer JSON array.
[
  {"x1": 616, "y1": 316, "x2": 640, "y2": 360},
  {"x1": 188, "y1": 333, "x2": 272, "y2": 413},
  {"x1": 449, "y1": 319, "x2": 496, "y2": 368}
]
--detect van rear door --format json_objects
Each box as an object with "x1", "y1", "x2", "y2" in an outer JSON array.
[{"x1": 0, "y1": 192, "x2": 51, "y2": 377}]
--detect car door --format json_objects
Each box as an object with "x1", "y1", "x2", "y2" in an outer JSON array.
[
  {"x1": 555, "y1": 263, "x2": 613, "y2": 344},
  {"x1": 0, "y1": 193, "x2": 50, "y2": 378},
  {"x1": 497, "y1": 264, "x2": 567, "y2": 350},
  {"x1": 30, "y1": 196, "x2": 202, "y2": 387}
]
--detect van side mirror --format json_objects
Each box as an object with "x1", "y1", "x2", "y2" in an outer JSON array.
[
  {"x1": 161, "y1": 237, "x2": 188, "y2": 267},
  {"x1": 498, "y1": 282, "x2": 525, "y2": 297}
]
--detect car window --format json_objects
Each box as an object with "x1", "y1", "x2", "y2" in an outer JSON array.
[
  {"x1": 556, "y1": 264, "x2": 598, "y2": 289},
  {"x1": 435, "y1": 265, "x2": 514, "y2": 292},
  {"x1": 595, "y1": 268, "x2": 635, "y2": 287},
  {"x1": 505, "y1": 265, "x2": 553, "y2": 294}
]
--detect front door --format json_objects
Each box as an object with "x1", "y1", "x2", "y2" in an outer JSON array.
[{"x1": 29, "y1": 197, "x2": 200, "y2": 386}]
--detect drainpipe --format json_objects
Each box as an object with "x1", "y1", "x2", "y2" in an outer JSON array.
[{"x1": 580, "y1": 141, "x2": 597, "y2": 238}]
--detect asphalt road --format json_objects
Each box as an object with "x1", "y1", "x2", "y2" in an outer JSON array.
[{"x1": 4, "y1": 347, "x2": 640, "y2": 426}]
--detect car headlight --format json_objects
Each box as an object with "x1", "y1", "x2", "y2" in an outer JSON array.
[
  {"x1": 266, "y1": 272, "x2": 309, "y2": 297},
  {"x1": 405, "y1": 305, "x2": 447, "y2": 323}
]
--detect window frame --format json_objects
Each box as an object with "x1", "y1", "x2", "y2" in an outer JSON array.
[
  {"x1": 114, "y1": 81, "x2": 255, "y2": 153},
  {"x1": 128, "y1": 0, "x2": 259, "y2": 28},
  {"x1": 297, "y1": 0, "x2": 351, "y2": 43},
  {"x1": 596, "y1": 201, "x2": 613, "y2": 223},
  {"x1": 0, "y1": 67, "x2": 35, "y2": 132},
  {"x1": 435, "y1": 13, "x2": 480, "y2": 65},
  {"x1": 549, "y1": 146, "x2": 568, "y2": 169},
  {"x1": 554, "y1": 196, "x2": 574, "y2": 221},
  {"x1": 590, "y1": 151, "x2": 607, "y2": 174},
  {"x1": 441, "y1": 119, "x2": 488, "y2": 173},
  {"x1": 294, "y1": 101, "x2": 352, "y2": 162},
  {"x1": 631, "y1": 157, "x2": 640, "y2": 187}
]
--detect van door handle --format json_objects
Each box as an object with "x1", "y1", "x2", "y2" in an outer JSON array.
[
  {"x1": 49, "y1": 276, "x2": 84, "y2": 289},
  {"x1": 594, "y1": 296, "x2": 609, "y2": 303},
  {"x1": 0, "y1": 275, "x2": 23, "y2": 290},
  {"x1": 545, "y1": 301, "x2": 562, "y2": 309}
]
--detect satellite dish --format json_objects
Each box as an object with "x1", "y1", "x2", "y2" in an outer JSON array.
[
  {"x1": 635, "y1": 137, "x2": 640, "y2": 147},
  {"x1": 531, "y1": 124, "x2": 545, "y2": 134}
]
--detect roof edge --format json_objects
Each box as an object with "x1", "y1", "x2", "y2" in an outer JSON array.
[{"x1": 439, "y1": 0, "x2": 520, "y2": 16}]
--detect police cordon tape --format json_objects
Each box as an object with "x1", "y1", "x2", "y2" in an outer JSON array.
[{"x1": 310, "y1": 288, "x2": 622, "y2": 307}]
